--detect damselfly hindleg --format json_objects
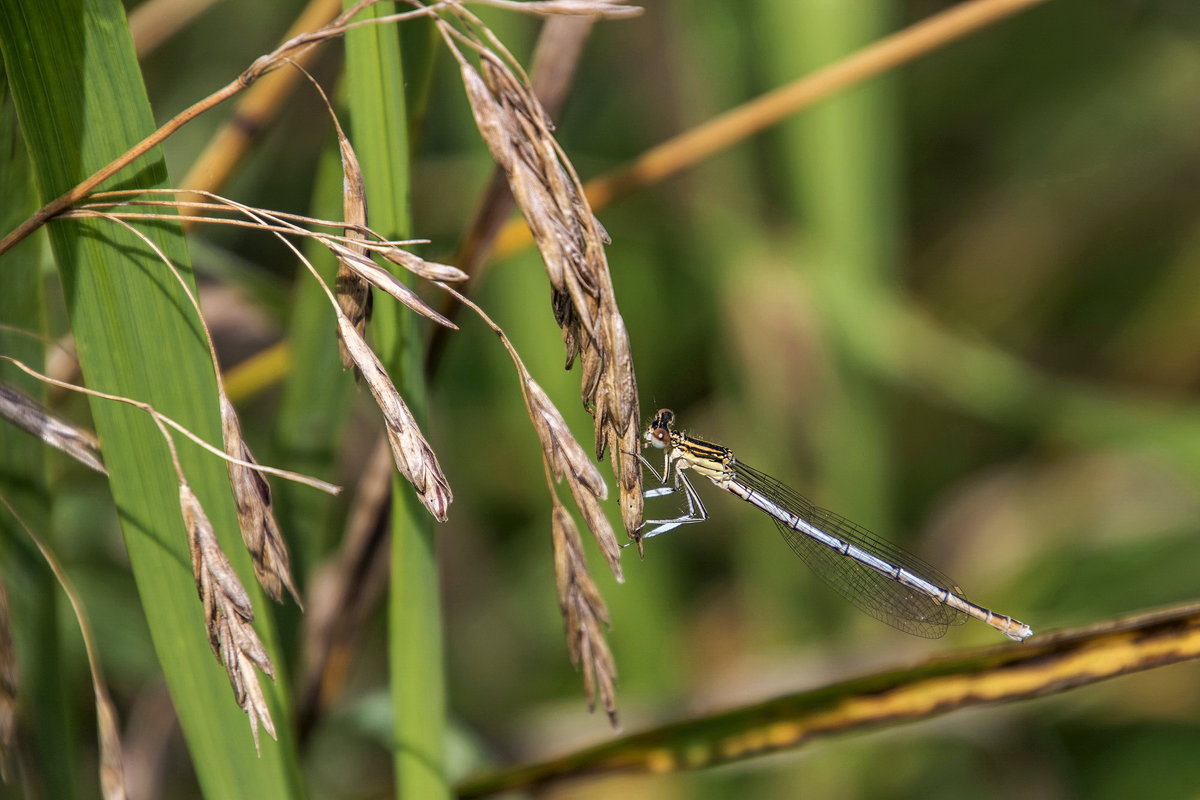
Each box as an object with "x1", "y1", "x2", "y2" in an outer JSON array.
[{"x1": 637, "y1": 453, "x2": 709, "y2": 539}]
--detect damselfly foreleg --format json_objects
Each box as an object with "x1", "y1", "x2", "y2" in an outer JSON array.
[{"x1": 637, "y1": 454, "x2": 709, "y2": 539}]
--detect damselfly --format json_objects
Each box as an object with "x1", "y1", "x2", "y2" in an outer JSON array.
[{"x1": 636, "y1": 409, "x2": 1032, "y2": 641}]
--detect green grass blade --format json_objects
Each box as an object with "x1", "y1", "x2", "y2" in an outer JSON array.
[
  {"x1": 0, "y1": 1, "x2": 302, "y2": 795},
  {"x1": 342, "y1": 2, "x2": 449, "y2": 796},
  {"x1": 457, "y1": 603, "x2": 1200, "y2": 796},
  {"x1": 757, "y1": 0, "x2": 899, "y2": 519},
  {"x1": 0, "y1": 71, "x2": 77, "y2": 800}
]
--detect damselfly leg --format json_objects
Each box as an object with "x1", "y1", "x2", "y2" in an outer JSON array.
[{"x1": 636, "y1": 452, "x2": 709, "y2": 539}]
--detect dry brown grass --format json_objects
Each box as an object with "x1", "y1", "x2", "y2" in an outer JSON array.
[{"x1": 2, "y1": 0, "x2": 650, "y2": 742}]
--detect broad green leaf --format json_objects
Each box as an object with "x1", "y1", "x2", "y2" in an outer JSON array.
[
  {"x1": 0, "y1": 0, "x2": 301, "y2": 796},
  {"x1": 0, "y1": 66, "x2": 75, "y2": 800}
]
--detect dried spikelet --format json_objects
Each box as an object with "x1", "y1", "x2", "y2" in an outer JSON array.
[
  {"x1": 445, "y1": 282, "x2": 622, "y2": 577},
  {"x1": 219, "y1": 394, "x2": 300, "y2": 605},
  {"x1": 381, "y1": 247, "x2": 470, "y2": 283},
  {"x1": 0, "y1": 382, "x2": 106, "y2": 474},
  {"x1": 471, "y1": 0, "x2": 643, "y2": 17},
  {"x1": 95, "y1": 687, "x2": 127, "y2": 800},
  {"x1": 448, "y1": 27, "x2": 643, "y2": 537},
  {"x1": 593, "y1": 311, "x2": 643, "y2": 535},
  {"x1": 525, "y1": 380, "x2": 621, "y2": 577},
  {"x1": 0, "y1": 581, "x2": 15, "y2": 781},
  {"x1": 335, "y1": 314, "x2": 453, "y2": 521},
  {"x1": 551, "y1": 501, "x2": 618, "y2": 724},
  {"x1": 180, "y1": 483, "x2": 276, "y2": 749},
  {"x1": 327, "y1": 240, "x2": 459, "y2": 329},
  {"x1": 525, "y1": 381, "x2": 606, "y2": 497},
  {"x1": 333, "y1": 108, "x2": 372, "y2": 370}
]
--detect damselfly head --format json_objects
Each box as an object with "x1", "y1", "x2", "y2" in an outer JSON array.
[{"x1": 644, "y1": 408, "x2": 675, "y2": 449}]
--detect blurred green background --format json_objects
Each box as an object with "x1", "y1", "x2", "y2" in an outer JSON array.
[{"x1": 12, "y1": 0, "x2": 1200, "y2": 797}]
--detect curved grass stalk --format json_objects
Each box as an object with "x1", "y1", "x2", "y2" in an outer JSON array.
[{"x1": 458, "y1": 602, "x2": 1200, "y2": 797}]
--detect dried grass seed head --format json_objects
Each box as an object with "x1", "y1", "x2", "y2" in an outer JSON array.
[
  {"x1": 329, "y1": 240, "x2": 458, "y2": 329},
  {"x1": 449, "y1": 31, "x2": 642, "y2": 521},
  {"x1": 0, "y1": 382, "x2": 106, "y2": 474},
  {"x1": 335, "y1": 314, "x2": 453, "y2": 521},
  {"x1": 551, "y1": 501, "x2": 618, "y2": 724},
  {"x1": 333, "y1": 102, "x2": 373, "y2": 370},
  {"x1": 219, "y1": 394, "x2": 301, "y2": 605},
  {"x1": 180, "y1": 483, "x2": 277, "y2": 748},
  {"x1": 382, "y1": 247, "x2": 470, "y2": 283}
]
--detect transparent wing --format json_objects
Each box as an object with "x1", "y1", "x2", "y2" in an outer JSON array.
[{"x1": 733, "y1": 461, "x2": 968, "y2": 638}]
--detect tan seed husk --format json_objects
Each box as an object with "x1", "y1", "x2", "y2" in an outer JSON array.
[
  {"x1": 450, "y1": 35, "x2": 643, "y2": 536},
  {"x1": 335, "y1": 314, "x2": 453, "y2": 521},
  {"x1": 472, "y1": 0, "x2": 642, "y2": 17},
  {"x1": 180, "y1": 483, "x2": 276, "y2": 749},
  {"x1": 96, "y1": 688, "x2": 127, "y2": 800},
  {"x1": 334, "y1": 111, "x2": 372, "y2": 370},
  {"x1": 219, "y1": 394, "x2": 301, "y2": 605},
  {"x1": 0, "y1": 382, "x2": 106, "y2": 474},
  {"x1": 551, "y1": 501, "x2": 617, "y2": 725},
  {"x1": 381, "y1": 247, "x2": 470, "y2": 283},
  {"x1": 327, "y1": 240, "x2": 458, "y2": 329},
  {"x1": 525, "y1": 380, "x2": 622, "y2": 577}
]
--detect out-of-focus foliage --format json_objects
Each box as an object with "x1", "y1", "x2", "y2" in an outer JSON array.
[{"x1": 2, "y1": 0, "x2": 1199, "y2": 798}]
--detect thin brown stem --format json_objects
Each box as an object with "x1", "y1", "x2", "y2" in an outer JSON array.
[{"x1": 0, "y1": 0, "x2": 441, "y2": 256}]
